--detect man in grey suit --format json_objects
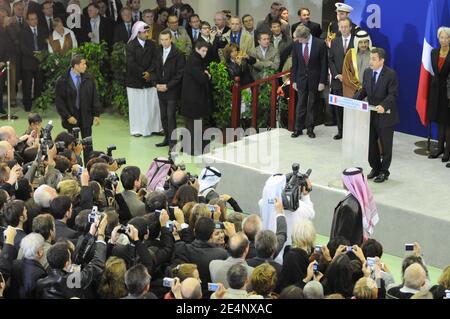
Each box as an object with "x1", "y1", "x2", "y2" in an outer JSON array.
[
  {"x1": 270, "y1": 20, "x2": 292, "y2": 71},
  {"x1": 164, "y1": 14, "x2": 192, "y2": 55},
  {"x1": 248, "y1": 32, "x2": 280, "y2": 80},
  {"x1": 116, "y1": 166, "x2": 146, "y2": 219},
  {"x1": 209, "y1": 232, "x2": 254, "y2": 288}
]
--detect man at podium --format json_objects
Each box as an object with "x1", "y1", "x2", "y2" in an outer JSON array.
[{"x1": 355, "y1": 48, "x2": 399, "y2": 183}]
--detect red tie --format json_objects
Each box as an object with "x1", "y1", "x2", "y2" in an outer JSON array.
[{"x1": 303, "y1": 43, "x2": 309, "y2": 65}]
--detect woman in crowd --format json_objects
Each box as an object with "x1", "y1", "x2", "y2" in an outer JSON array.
[
  {"x1": 97, "y1": 256, "x2": 128, "y2": 299},
  {"x1": 48, "y1": 18, "x2": 78, "y2": 55}
]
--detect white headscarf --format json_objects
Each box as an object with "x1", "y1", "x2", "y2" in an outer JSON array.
[
  {"x1": 198, "y1": 166, "x2": 222, "y2": 193},
  {"x1": 258, "y1": 174, "x2": 286, "y2": 233},
  {"x1": 353, "y1": 30, "x2": 373, "y2": 52},
  {"x1": 128, "y1": 21, "x2": 148, "y2": 43}
]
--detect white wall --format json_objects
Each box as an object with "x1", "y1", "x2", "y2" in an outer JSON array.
[{"x1": 78, "y1": 0, "x2": 322, "y2": 25}]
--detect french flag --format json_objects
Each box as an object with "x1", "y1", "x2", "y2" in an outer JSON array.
[{"x1": 416, "y1": 0, "x2": 448, "y2": 126}]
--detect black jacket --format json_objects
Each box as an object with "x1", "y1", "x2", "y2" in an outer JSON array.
[
  {"x1": 145, "y1": 227, "x2": 175, "y2": 278},
  {"x1": 195, "y1": 36, "x2": 221, "y2": 67},
  {"x1": 291, "y1": 21, "x2": 322, "y2": 39},
  {"x1": 279, "y1": 246, "x2": 310, "y2": 289},
  {"x1": 78, "y1": 15, "x2": 114, "y2": 48},
  {"x1": 355, "y1": 66, "x2": 400, "y2": 128},
  {"x1": 111, "y1": 240, "x2": 155, "y2": 274},
  {"x1": 125, "y1": 38, "x2": 158, "y2": 89},
  {"x1": 113, "y1": 22, "x2": 133, "y2": 44},
  {"x1": 155, "y1": 45, "x2": 186, "y2": 100},
  {"x1": 180, "y1": 52, "x2": 213, "y2": 119},
  {"x1": 55, "y1": 220, "x2": 79, "y2": 242},
  {"x1": 226, "y1": 58, "x2": 254, "y2": 87},
  {"x1": 427, "y1": 48, "x2": 450, "y2": 125},
  {"x1": 330, "y1": 194, "x2": 363, "y2": 246},
  {"x1": 9, "y1": 258, "x2": 47, "y2": 299},
  {"x1": 171, "y1": 239, "x2": 228, "y2": 292},
  {"x1": 36, "y1": 242, "x2": 107, "y2": 299},
  {"x1": 329, "y1": 35, "x2": 355, "y2": 92},
  {"x1": 291, "y1": 37, "x2": 328, "y2": 92},
  {"x1": 19, "y1": 25, "x2": 48, "y2": 71},
  {"x1": 55, "y1": 69, "x2": 102, "y2": 131}
]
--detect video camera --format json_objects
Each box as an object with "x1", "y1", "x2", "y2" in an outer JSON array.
[
  {"x1": 282, "y1": 163, "x2": 312, "y2": 211},
  {"x1": 40, "y1": 120, "x2": 54, "y2": 157},
  {"x1": 71, "y1": 127, "x2": 93, "y2": 147},
  {"x1": 100, "y1": 145, "x2": 126, "y2": 166},
  {"x1": 178, "y1": 163, "x2": 198, "y2": 184}
]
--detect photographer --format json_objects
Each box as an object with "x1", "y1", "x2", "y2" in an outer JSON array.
[
  {"x1": 114, "y1": 166, "x2": 146, "y2": 222},
  {"x1": 198, "y1": 166, "x2": 243, "y2": 212},
  {"x1": 109, "y1": 217, "x2": 155, "y2": 274},
  {"x1": 36, "y1": 214, "x2": 109, "y2": 299},
  {"x1": 54, "y1": 131, "x2": 83, "y2": 166}
]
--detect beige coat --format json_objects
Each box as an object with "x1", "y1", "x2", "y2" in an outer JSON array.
[{"x1": 248, "y1": 45, "x2": 280, "y2": 79}]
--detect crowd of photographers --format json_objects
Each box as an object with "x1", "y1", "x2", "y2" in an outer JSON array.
[{"x1": 1, "y1": 115, "x2": 450, "y2": 300}]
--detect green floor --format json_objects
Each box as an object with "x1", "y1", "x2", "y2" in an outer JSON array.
[{"x1": 2, "y1": 107, "x2": 443, "y2": 285}]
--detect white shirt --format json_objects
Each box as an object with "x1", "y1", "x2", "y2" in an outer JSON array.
[
  {"x1": 137, "y1": 37, "x2": 145, "y2": 48},
  {"x1": 163, "y1": 46, "x2": 171, "y2": 64},
  {"x1": 273, "y1": 34, "x2": 282, "y2": 49},
  {"x1": 170, "y1": 29, "x2": 179, "y2": 39},
  {"x1": 48, "y1": 28, "x2": 78, "y2": 53},
  {"x1": 90, "y1": 17, "x2": 100, "y2": 43},
  {"x1": 301, "y1": 35, "x2": 313, "y2": 57},
  {"x1": 260, "y1": 46, "x2": 269, "y2": 58},
  {"x1": 342, "y1": 35, "x2": 351, "y2": 51}
]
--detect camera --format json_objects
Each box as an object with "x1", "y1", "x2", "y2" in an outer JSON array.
[
  {"x1": 215, "y1": 222, "x2": 224, "y2": 230},
  {"x1": 367, "y1": 257, "x2": 376, "y2": 268},
  {"x1": 445, "y1": 290, "x2": 450, "y2": 299},
  {"x1": 405, "y1": 243, "x2": 414, "y2": 251},
  {"x1": 72, "y1": 127, "x2": 81, "y2": 139},
  {"x1": 313, "y1": 263, "x2": 319, "y2": 275},
  {"x1": 40, "y1": 120, "x2": 54, "y2": 157},
  {"x1": 314, "y1": 245, "x2": 322, "y2": 253},
  {"x1": 282, "y1": 163, "x2": 312, "y2": 211},
  {"x1": 178, "y1": 163, "x2": 197, "y2": 184},
  {"x1": 55, "y1": 141, "x2": 66, "y2": 152},
  {"x1": 208, "y1": 283, "x2": 219, "y2": 292},
  {"x1": 81, "y1": 136, "x2": 93, "y2": 146},
  {"x1": 117, "y1": 225, "x2": 129, "y2": 234},
  {"x1": 87, "y1": 206, "x2": 101, "y2": 224},
  {"x1": 107, "y1": 145, "x2": 116, "y2": 157},
  {"x1": 207, "y1": 205, "x2": 216, "y2": 213},
  {"x1": 163, "y1": 277, "x2": 175, "y2": 288},
  {"x1": 104, "y1": 172, "x2": 119, "y2": 191},
  {"x1": 346, "y1": 246, "x2": 353, "y2": 253},
  {"x1": 166, "y1": 221, "x2": 174, "y2": 232}
]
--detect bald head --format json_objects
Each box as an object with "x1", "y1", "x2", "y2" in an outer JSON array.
[
  {"x1": 0, "y1": 141, "x2": 14, "y2": 161},
  {"x1": 181, "y1": 278, "x2": 202, "y2": 299},
  {"x1": 404, "y1": 263, "x2": 426, "y2": 290},
  {"x1": 0, "y1": 126, "x2": 18, "y2": 147},
  {"x1": 171, "y1": 170, "x2": 187, "y2": 187},
  {"x1": 229, "y1": 232, "x2": 249, "y2": 258},
  {"x1": 242, "y1": 214, "x2": 262, "y2": 241}
]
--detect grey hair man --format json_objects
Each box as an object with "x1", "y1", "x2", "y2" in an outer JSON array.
[{"x1": 303, "y1": 280, "x2": 324, "y2": 299}]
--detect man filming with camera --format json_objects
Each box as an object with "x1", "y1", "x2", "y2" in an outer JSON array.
[{"x1": 55, "y1": 54, "x2": 102, "y2": 165}]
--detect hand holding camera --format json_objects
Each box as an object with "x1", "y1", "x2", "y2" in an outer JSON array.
[
  {"x1": 223, "y1": 221, "x2": 236, "y2": 238},
  {"x1": 173, "y1": 206, "x2": 184, "y2": 224},
  {"x1": 351, "y1": 245, "x2": 366, "y2": 264},
  {"x1": 159, "y1": 209, "x2": 170, "y2": 227},
  {"x1": 274, "y1": 197, "x2": 284, "y2": 215}
]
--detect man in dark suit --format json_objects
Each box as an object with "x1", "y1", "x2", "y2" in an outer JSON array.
[
  {"x1": 328, "y1": 18, "x2": 354, "y2": 140},
  {"x1": 20, "y1": 11, "x2": 47, "y2": 112},
  {"x1": 291, "y1": 7, "x2": 322, "y2": 38},
  {"x1": 129, "y1": 0, "x2": 142, "y2": 23},
  {"x1": 291, "y1": 25, "x2": 328, "y2": 139},
  {"x1": 155, "y1": 30, "x2": 185, "y2": 149},
  {"x1": 116, "y1": 166, "x2": 146, "y2": 218},
  {"x1": 39, "y1": 1, "x2": 58, "y2": 36},
  {"x1": 168, "y1": 0, "x2": 183, "y2": 19},
  {"x1": 186, "y1": 13, "x2": 201, "y2": 45},
  {"x1": 50, "y1": 196, "x2": 79, "y2": 241},
  {"x1": 55, "y1": 55, "x2": 101, "y2": 164},
  {"x1": 80, "y1": 3, "x2": 113, "y2": 48},
  {"x1": 113, "y1": 7, "x2": 133, "y2": 44},
  {"x1": 104, "y1": 0, "x2": 123, "y2": 23},
  {"x1": 355, "y1": 48, "x2": 399, "y2": 183},
  {"x1": 178, "y1": 3, "x2": 193, "y2": 29}
]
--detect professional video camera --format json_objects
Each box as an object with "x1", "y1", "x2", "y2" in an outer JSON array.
[
  {"x1": 99, "y1": 145, "x2": 126, "y2": 166},
  {"x1": 178, "y1": 163, "x2": 198, "y2": 184},
  {"x1": 282, "y1": 163, "x2": 312, "y2": 211},
  {"x1": 40, "y1": 121, "x2": 54, "y2": 157},
  {"x1": 71, "y1": 127, "x2": 93, "y2": 147}
]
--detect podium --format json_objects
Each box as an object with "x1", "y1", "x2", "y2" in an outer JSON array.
[{"x1": 329, "y1": 94, "x2": 389, "y2": 171}]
